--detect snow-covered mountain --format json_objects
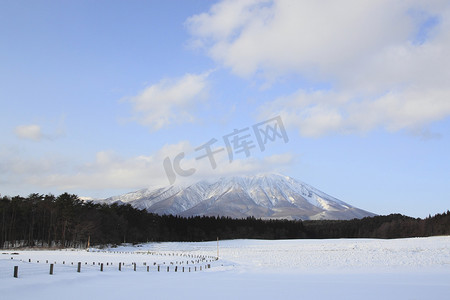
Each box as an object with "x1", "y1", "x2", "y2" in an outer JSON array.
[{"x1": 101, "y1": 173, "x2": 376, "y2": 220}]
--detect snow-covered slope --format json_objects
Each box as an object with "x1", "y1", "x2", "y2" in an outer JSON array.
[{"x1": 101, "y1": 173, "x2": 376, "y2": 220}]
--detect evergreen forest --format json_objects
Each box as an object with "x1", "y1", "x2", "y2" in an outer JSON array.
[{"x1": 1, "y1": 193, "x2": 449, "y2": 249}]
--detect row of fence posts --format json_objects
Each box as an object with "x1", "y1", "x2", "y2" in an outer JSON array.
[
  {"x1": 14, "y1": 256, "x2": 216, "y2": 265},
  {"x1": 90, "y1": 250, "x2": 215, "y2": 260},
  {"x1": 12, "y1": 263, "x2": 212, "y2": 278},
  {"x1": 13, "y1": 261, "x2": 82, "y2": 278}
]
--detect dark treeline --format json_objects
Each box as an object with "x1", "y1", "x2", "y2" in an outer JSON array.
[
  {"x1": 0, "y1": 193, "x2": 305, "y2": 248},
  {"x1": 303, "y1": 212, "x2": 450, "y2": 239},
  {"x1": 0, "y1": 193, "x2": 449, "y2": 248}
]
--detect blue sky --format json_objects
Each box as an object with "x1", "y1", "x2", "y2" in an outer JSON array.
[{"x1": 1, "y1": 0, "x2": 450, "y2": 218}]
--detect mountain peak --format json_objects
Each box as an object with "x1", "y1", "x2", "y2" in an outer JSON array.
[{"x1": 101, "y1": 173, "x2": 375, "y2": 220}]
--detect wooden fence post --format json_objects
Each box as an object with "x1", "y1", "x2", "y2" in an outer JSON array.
[
  {"x1": 77, "y1": 262, "x2": 81, "y2": 273},
  {"x1": 158, "y1": 265, "x2": 160, "y2": 272},
  {"x1": 100, "y1": 263, "x2": 103, "y2": 272},
  {"x1": 167, "y1": 266, "x2": 169, "y2": 272},
  {"x1": 119, "y1": 262, "x2": 121, "y2": 271},
  {"x1": 147, "y1": 266, "x2": 149, "y2": 272},
  {"x1": 50, "y1": 264, "x2": 54, "y2": 275},
  {"x1": 13, "y1": 266, "x2": 18, "y2": 278}
]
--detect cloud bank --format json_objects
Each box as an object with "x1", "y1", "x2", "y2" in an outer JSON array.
[
  {"x1": 187, "y1": 0, "x2": 450, "y2": 136},
  {"x1": 1, "y1": 141, "x2": 293, "y2": 194}
]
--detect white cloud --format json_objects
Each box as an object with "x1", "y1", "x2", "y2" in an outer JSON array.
[
  {"x1": 127, "y1": 72, "x2": 211, "y2": 131},
  {"x1": 261, "y1": 86, "x2": 450, "y2": 137},
  {"x1": 14, "y1": 117, "x2": 66, "y2": 141},
  {"x1": 14, "y1": 124, "x2": 43, "y2": 141},
  {"x1": 188, "y1": 0, "x2": 450, "y2": 136},
  {"x1": 27, "y1": 145, "x2": 189, "y2": 191},
  {"x1": 1, "y1": 140, "x2": 294, "y2": 195},
  {"x1": 187, "y1": 0, "x2": 416, "y2": 79}
]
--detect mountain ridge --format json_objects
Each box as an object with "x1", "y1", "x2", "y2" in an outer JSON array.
[{"x1": 100, "y1": 173, "x2": 376, "y2": 220}]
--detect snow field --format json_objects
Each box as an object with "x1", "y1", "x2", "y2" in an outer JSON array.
[{"x1": 1, "y1": 236, "x2": 449, "y2": 299}]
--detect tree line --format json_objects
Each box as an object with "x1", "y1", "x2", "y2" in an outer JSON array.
[
  {"x1": 303, "y1": 212, "x2": 450, "y2": 239},
  {"x1": 0, "y1": 193, "x2": 449, "y2": 248}
]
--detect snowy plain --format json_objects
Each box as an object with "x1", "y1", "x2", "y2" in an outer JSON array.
[{"x1": 1, "y1": 236, "x2": 449, "y2": 300}]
